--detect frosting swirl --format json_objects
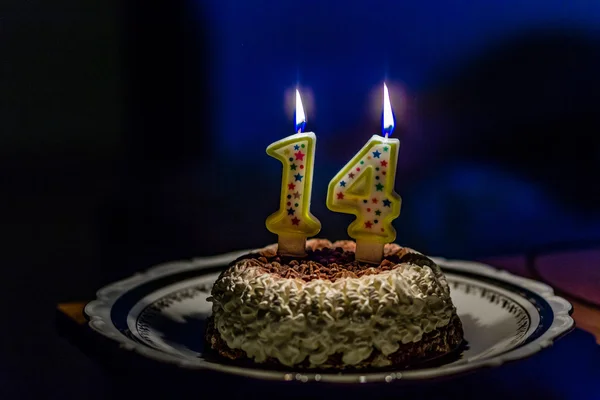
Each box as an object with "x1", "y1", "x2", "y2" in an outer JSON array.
[{"x1": 208, "y1": 240, "x2": 456, "y2": 368}]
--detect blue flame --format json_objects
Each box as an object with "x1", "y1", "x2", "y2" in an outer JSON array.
[
  {"x1": 382, "y1": 83, "x2": 395, "y2": 137},
  {"x1": 295, "y1": 89, "x2": 307, "y2": 133}
]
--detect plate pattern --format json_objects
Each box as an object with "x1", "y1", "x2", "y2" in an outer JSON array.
[
  {"x1": 136, "y1": 283, "x2": 212, "y2": 347},
  {"x1": 450, "y1": 281, "x2": 531, "y2": 344}
]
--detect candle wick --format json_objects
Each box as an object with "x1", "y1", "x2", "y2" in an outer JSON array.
[{"x1": 384, "y1": 132, "x2": 389, "y2": 139}]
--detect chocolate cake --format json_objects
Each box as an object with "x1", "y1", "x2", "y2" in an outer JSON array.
[{"x1": 206, "y1": 239, "x2": 463, "y2": 369}]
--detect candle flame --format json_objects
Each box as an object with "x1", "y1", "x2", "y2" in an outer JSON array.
[
  {"x1": 382, "y1": 83, "x2": 395, "y2": 137},
  {"x1": 295, "y1": 89, "x2": 307, "y2": 133}
]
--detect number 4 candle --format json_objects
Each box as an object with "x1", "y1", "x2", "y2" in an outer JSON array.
[
  {"x1": 327, "y1": 83, "x2": 401, "y2": 263},
  {"x1": 266, "y1": 90, "x2": 321, "y2": 256}
]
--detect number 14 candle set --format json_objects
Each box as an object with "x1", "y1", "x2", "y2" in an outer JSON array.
[{"x1": 266, "y1": 84, "x2": 401, "y2": 264}]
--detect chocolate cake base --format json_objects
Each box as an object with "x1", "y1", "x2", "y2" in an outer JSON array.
[{"x1": 205, "y1": 315, "x2": 464, "y2": 370}]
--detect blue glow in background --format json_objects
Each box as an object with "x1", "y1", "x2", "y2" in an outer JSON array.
[
  {"x1": 203, "y1": 0, "x2": 600, "y2": 151},
  {"x1": 180, "y1": 0, "x2": 600, "y2": 258},
  {"x1": 6, "y1": 0, "x2": 600, "y2": 266}
]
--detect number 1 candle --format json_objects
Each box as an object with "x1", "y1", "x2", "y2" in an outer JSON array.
[
  {"x1": 266, "y1": 89, "x2": 321, "y2": 256},
  {"x1": 326, "y1": 83, "x2": 401, "y2": 263}
]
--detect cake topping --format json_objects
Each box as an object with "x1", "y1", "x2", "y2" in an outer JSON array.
[{"x1": 234, "y1": 246, "x2": 435, "y2": 283}]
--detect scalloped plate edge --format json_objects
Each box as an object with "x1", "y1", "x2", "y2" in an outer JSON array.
[{"x1": 84, "y1": 248, "x2": 575, "y2": 383}]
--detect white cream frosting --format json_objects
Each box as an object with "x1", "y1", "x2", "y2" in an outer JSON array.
[{"x1": 208, "y1": 243, "x2": 456, "y2": 368}]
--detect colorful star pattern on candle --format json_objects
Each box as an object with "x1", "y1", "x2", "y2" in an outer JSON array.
[
  {"x1": 266, "y1": 133, "x2": 321, "y2": 237},
  {"x1": 327, "y1": 135, "x2": 401, "y2": 244}
]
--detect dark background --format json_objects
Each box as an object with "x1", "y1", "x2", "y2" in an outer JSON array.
[{"x1": 2, "y1": 0, "x2": 600, "y2": 398}]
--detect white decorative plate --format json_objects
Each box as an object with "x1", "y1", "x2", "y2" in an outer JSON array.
[{"x1": 85, "y1": 250, "x2": 574, "y2": 383}]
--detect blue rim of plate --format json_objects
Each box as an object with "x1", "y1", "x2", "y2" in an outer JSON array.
[
  {"x1": 111, "y1": 266, "x2": 551, "y2": 347},
  {"x1": 85, "y1": 250, "x2": 575, "y2": 383}
]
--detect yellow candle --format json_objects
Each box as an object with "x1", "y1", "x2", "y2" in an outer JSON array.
[
  {"x1": 326, "y1": 83, "x2": 401, "y2": 263},
  {"x1": 266, "y1": 90, "x2": 321, "y2": 256}
]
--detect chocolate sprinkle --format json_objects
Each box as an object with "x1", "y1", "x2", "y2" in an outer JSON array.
[{"x1": 233, "y1": 246, "x2": 434, "y2": 283}]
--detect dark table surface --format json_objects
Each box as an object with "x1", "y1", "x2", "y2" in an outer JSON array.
[{"x1": 14, "y1": 249, "x2": 595, "y2": 400}]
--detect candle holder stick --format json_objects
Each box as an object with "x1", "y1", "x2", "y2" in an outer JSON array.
[
  {"x1": 355, "y1": 240, "x2": 385, "y2": 264},
  {"x1": 277, "y1": 233, "x2": 307, "y2": 257}
]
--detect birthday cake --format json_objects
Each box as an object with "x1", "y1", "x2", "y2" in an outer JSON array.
[{"x1": 206, "y1": 239, "x2": 463, "y2": 369}]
